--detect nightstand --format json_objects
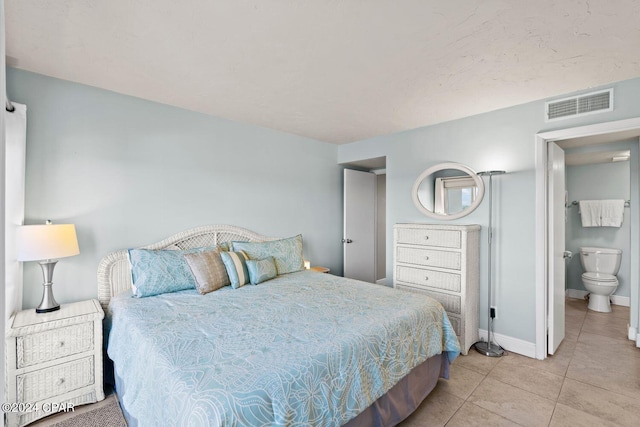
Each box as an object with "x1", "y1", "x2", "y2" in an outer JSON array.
[
  {"x1": 310, "y1": 266, "x2": 330, "y2": 273},
  {"x1": 5, "y1": 300, "x2": 105, "y2": 427}
]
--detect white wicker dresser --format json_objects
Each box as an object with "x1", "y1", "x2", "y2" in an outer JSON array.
[
  {"x1": 5, "y1": 300, "x2": 105, "y2": 427},
  {"x1": 393, "y1": 224, "x2": 480, "y2": 355}
]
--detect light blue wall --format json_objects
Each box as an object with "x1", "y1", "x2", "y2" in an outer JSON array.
[
  {"x1": 7, "y1": 68, "x2": 343, "y2": 309},
  {"x1": 339, "y1": 78, "x2": 640, "y2": 343},
  {"x1": 565, "y1": 141, "x2": 635, "y2": 298}
]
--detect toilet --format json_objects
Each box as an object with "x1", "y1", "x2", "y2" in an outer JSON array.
[{"x1": 579, "y1": 247, "x2": 622, "y2": 312}]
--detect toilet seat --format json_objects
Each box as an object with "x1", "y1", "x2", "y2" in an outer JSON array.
[{"x1": 582, "y1": 272, "x2": 617, "y2": 282}]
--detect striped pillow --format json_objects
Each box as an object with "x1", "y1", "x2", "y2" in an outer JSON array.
[{"x1": 220, "y1": 250, "x2": 250, "y2": 289}]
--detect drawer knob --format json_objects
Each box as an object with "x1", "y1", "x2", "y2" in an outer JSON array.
[
  {"x1": 424, "y1": 236, "x2": 430, "y2": 240},
  {"x1": 57, "y1": 341, "x2": 65, "y2": 347},
  {"x1": 55, "y1": 378, "x2": 65, "y2": 386},
  {"x1": 424, "y1": 276, "x2": 429, "y2": 281},
  {"x1": 425, "y1": 256, "x2": 430, "y2": 261}
]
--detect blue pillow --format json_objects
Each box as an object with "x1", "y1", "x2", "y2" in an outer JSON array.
[
  {"x1": 232, "y1": 235, "x2": 304, "y2": 275},
  {"x1": 220, "y1": 250, "x2": 250, "y2": 289},
  {"x1": 129, "y1": 247, "x2": 214, "y2": 298},
  {"x1": 246, "y1": 257, "x2": 277, "y2": 285}
]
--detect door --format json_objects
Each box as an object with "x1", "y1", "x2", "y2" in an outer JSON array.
[
  {"x1": 548, "y1": 142, "x2": 566, "y2": 354},
  {"x1": 343, "y1": 169, "x2": 376, "y2": 283}
]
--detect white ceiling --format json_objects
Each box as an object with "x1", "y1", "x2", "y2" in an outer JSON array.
[{"x1": 5, "y1": 1, "x2": 640, "y2": 144}]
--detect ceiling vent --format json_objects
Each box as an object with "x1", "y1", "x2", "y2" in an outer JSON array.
[{"x1": 545, "y1": 89, "x2": 613, "y2": 121}]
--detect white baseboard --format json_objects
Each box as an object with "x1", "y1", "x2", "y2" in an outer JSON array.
[
  {"x1": 565, "y1": 289, "x2": 630, "y2": 307},
  {"x1": 478, "y1": 329, "x2": 536, "y2": 359},
  {"x1": 629, "y1": 326, "x2": 637, "y2": 341}
]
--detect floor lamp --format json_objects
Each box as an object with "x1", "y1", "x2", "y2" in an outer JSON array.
[{"x1": 474, "y1": 170, "x2": 506, "y2": 357}]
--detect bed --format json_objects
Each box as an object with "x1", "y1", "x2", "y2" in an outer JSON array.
[{"x1": 98, "y1": 225, "x2": 460, "y2": 427}]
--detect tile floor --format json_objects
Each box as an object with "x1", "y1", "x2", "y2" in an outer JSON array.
[{"x1": 400, "y1": 298, "x2": 640, "y2": 426}]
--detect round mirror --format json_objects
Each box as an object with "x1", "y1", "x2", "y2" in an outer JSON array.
[{"x1": 412, "y1": 162, "x2": 485, "y2": 220}]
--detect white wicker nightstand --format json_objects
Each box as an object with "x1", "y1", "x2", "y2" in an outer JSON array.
[{"x1": 5, "y1": 300, "x2": 105, "y2": 427}]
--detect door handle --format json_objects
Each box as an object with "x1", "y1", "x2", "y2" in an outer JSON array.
[{"x1": 342, "y1": 238, "x2": 353, "y2": 244}]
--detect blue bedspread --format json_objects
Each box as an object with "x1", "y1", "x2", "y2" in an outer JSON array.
[{"x1": 108, "y1": 270, "x2": 460, "y2": 426}]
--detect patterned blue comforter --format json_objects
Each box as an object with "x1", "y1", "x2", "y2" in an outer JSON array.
[{"x1": 108, "y1": 270, "x2": 460, "y2": 427}]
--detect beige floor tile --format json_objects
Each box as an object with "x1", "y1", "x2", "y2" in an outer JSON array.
[
  {"x1": 488, "y1": 360, "x2": 565, "y2": 400},
  {"x1": 468, "y1": 377, "x2": 555, "y2": 427},
  {"x1": 500, "y1": 342, "x2": 574, "y2": 377},
  {"x1": 608, "y1": 304, "x2": 631, "y2": 320},
  {"x1": 550, "y1": 403, "x2": 620, "y2": 427},
  {"x1": 582, "y1": 311, "x2": 630, "y2": 341},
  {"x1": 565, "y1": 298, "x2": 587, "y2": 312},
  {"x1": 452, "y1": 349, "x2": 501, "y2": 375},
  {"x1": 446, "y1": 402, "x2": 521, "y2": 427},
  {"x1": 558, "y1": 378, "x2": 640, "y2": 426},
  {"x1": 436, "y1": 364, "x2": 485, "y2": 400},
  {"x1": 568, "y1": 332, "x2": 640, "y2": 398},
  {"x1": 399, "y1": 386, "x2": 463, "y2": 427}
]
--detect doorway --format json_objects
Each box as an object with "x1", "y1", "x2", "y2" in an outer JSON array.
[
  {"x1": 535, "y1": 117, "x2": 640, "y2": 359},
  {"x1": 341, "y1": 156, "x2": 387, "y2": 284}
]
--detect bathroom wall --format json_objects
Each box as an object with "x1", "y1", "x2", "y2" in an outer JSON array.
[{"x1": 565, "y1": 140, "x2": 635, "y2": 300}]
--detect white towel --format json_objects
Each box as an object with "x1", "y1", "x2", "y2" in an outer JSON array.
[
  {"x1": 600, "y1": 199, "x2": 625, "y2": 227},
  {"x1": 579, "y1": 200, "x2": 601, "y2": 227}
]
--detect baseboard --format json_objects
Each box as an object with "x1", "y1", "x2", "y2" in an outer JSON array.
[
  {"x1": 376, "y1": 278, "x2": 388, "y2": 286},
  {"x1": 565, "y1": 289, "x2": 630, "y2": 307},
  {"x1": 478, "y1": 329, "x2": 536, "y2": 359},
  {"x1": 629, "y1": 326, "x2": 637, "y2": 341}
]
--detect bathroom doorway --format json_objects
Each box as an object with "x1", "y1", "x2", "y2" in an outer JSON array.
[{"x1": 535, "y1": 118, "x2": 640, "y2": 360}]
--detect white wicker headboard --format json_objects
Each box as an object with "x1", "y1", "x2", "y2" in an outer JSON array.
[{"x1": 96, "y1": 225, "x2": 278, "y2": 310}]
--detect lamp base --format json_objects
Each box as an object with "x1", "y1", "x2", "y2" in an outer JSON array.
[
  {"x1": 473, "y1": 341, "x2": 504, "y2": 357},
  {"x1": 35, "y1": 261, "x2": 61, "y2": 314},
  {"x1": 36, "y1": 305, "x2": 60, "y2": 314}
]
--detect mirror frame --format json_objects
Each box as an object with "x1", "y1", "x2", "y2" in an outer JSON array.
[{"x1": 411, "y1": 162, "x2": 485, "y2": 220}]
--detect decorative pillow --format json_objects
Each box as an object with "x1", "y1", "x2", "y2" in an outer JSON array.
[
  {"x1": 129, "y1": 247, "x2": 214, "y2": 298},
  {"x1": 232, "y1": 235, "x2": 304, "y2": 275},
  {"x1": 220, "y1": 250, "x2": 250, "y2": 289},
  {"x1": 183, "y1": 249, "x2": 230, "y2": 294},
  {"x1": 246, "y1": 257, "x2": 277, "y2": 285}
]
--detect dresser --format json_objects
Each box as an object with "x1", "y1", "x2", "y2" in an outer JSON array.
[
  {"x1": 5, "y1": 300, "x2": 105, "y2": 427},
  {"x1": 393, "y1": 223, "x2": 480, "y2": 355}
]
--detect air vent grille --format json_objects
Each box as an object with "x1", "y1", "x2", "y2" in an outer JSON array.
[{"x1": 546, "y1": 89, "x2": 613, "y2": 121}]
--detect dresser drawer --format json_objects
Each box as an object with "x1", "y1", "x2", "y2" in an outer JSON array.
[
  {"x1": 396, "y1": 284, "x2": 461, "y2": 314},
  {"x1": 396, "y1": 265, "x2": 461, "y2": 293},
  {"x1": 396, "y1": 246, "x2": 461, "y2": 270},
  {"x1": 396, "y1": 228, "x2": 461, "y2": 248},
  {"x1": 16, "y1": 322, "x2": 94, "y2": 369},
  {"x1": 17, "y1": 356, "x2": 95, "y2": 403}
]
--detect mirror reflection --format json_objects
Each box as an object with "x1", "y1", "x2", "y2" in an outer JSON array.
[{"x1": 412, "y1": 163, "x2": 484, "y2": 220}]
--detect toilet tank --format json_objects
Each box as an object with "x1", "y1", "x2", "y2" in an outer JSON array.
[{"x1": 579, "y1": 247, "x2": 622, "y2": 275}]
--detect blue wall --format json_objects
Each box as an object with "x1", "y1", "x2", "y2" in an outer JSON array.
[
  {"x1": 7, "y1": 68, "x2": 343, "y2": 309},
  {"x1": 339, "y1": 78, "x2": 640, "y2": 344}
]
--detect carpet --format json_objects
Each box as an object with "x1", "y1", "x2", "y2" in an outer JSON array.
[{"x1": 49, "y1": 398, "x2": 126, "y2": 427}]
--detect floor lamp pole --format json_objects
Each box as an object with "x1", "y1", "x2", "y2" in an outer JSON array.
[{"x1": 474, "y1": 170, "x2": 506, "y2": 357}]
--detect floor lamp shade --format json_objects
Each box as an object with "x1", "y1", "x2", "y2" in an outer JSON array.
[{"x1": 17, "y1": 223, "x2": 80, "y2": 313}]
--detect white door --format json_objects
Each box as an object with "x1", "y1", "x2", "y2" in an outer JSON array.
[
  {"x1": 548, "y1": 142, "x2": 566, "y2": 354},
  {"x1": 343, "y1": 169, "x2": 376, "y2": 283}
]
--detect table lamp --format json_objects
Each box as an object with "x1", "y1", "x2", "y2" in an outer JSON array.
[{"x1": 17, "y1": 221, "x2": 80, "y2": 313}]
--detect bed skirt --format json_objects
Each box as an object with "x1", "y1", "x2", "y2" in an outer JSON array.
[{"x1": 114, "y1": 353, "x2": 449, "y2": 427}]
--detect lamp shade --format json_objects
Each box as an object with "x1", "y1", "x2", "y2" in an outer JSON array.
[{"x1": 17, "y1": 224, "x2": 80, "y2": 262}]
